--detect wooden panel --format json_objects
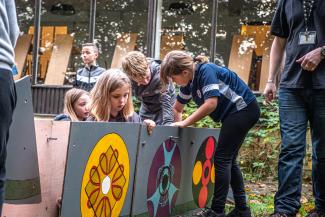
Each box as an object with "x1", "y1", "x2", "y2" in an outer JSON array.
[
  {"x1": 14, "y1": 34, "x2": 32, "y2": 80},
  {"x1": 54, "y1": 26, "x2": 68, "y2": 35},
  {"x1": 26, "y1": 26, "x2": 68, "y2": 80},
  {"x1": 241, "y1": 25, "x2": 270, "y2": 56},
  {"x1": 111, "y1": 33, "x2": 138, "y2": 68},
  {"x1": 40, "y1": 27, "x2": 54, "y2": 79},
  {"x1": 45, "y1": 35, "x2": 73, "y2": 85},
  {"x1": 160, "y1": 34, "x2": 184, "y2": 60},
  {"x1": 259, "y1": 36, "x2": 274, "y2": 92},
  {"x1": 2, "y1": 120, "x2": 70, "y2": 217},
  {"x1": 228, "y1": 35, "x2": 255, "y2": 84}
]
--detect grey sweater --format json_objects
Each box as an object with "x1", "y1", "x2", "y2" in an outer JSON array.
[
  {"x1": 0, "y1": 0, "x2": 20, "y2": 70},
  {"x1": 132, "y1": 60, "x2": 176, "y2": 125}
]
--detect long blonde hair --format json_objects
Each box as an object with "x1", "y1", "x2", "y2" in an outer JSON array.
[
  {"x1": 160, "y1": 50, "x2": 209, "y2": 84},
  {"x1": 89, "y1": 69, "x2": 134, "y2": 121},
  {"x1": 63, "y1": 88, "x2": 89, "y2": 121}
]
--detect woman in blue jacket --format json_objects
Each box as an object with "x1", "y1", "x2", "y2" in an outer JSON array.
[{"x1": 160, "y1": 50, "x2": 260, "y2": 217}]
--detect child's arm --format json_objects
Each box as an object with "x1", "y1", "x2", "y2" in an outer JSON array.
[
  {"x1": 172, "y1": 97, "x2": 217, "y2": 128},
  {"x1": 173, "y1": 100, "x2": 184, "y2": 122},
  {"x1": 160, "y1": 82, "x2": 176, "y2": 125}
]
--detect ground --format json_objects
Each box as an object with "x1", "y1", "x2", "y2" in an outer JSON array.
[{"x1": 174, "y1": 179, "x2": 313, "y2": 217}]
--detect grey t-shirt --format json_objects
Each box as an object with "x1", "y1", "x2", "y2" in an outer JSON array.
[
  {"x1": 0, "y1": 0, "x2": 20, "y2": 70},
  {"x1": 271, "y1": 0, "x2": 325, "y2": 89}
]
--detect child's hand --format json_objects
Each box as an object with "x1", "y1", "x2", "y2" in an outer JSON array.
[
  {"x1": 171, "y1": 121, "x2": 186, "y2": 128},
  {"x1": 143, "y1": 119, "x2": 156, "y2": 135}
]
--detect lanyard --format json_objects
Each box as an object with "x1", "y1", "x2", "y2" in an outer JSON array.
[{"x1": 303, "y1": 0, "x2": 315, "y2": 32}]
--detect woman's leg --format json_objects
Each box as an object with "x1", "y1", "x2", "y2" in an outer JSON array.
[{"x1": 211, "y1": 100, "x2": 260, "y2": 214}]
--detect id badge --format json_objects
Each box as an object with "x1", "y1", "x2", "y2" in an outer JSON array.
[{"x1": 298, "y1": 31, "x2": 316, "y2": 45}]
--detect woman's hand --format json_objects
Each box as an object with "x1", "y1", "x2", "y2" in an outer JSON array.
[
  {"x1": 143, "y1": 119, "x2": 156, "y2": 135},
  {"x1": 171, "y1": 121, "x2": 186, "y2": 128}
]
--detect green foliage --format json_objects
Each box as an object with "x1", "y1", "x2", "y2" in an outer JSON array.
[
  {"x1": 240, "y1": 96, "x2": 280, "y2": 181},
  {"x1": 182, "y1": 95, "x2": 281, "y2": 181},
  {"x1": 183, "y1": 100, "x2": 221, "y2": 128}
]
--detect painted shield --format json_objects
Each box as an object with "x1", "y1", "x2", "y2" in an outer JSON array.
[
  {"x1": 147, "y1": 138, "x2": 181, "y2": 217},
  {"x1": 192, "y1": 136, "x2": 216, "y2": 208},
  {"x1": 80, "y1": 133, "x2": 130, "y2": 217}
]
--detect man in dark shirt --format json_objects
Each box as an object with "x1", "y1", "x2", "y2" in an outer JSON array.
[
  {"x1": 75, "y1": 43, "x2": 105, "y2": 92},
  {"x1": 264, "y1": 0, "x2": 325, "y2": 216}
]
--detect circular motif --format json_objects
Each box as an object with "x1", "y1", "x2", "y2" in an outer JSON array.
[
  {"x1": 192, "y1": 161, "x2": 202, "y2": 185},
  {"x1": 147, "y1": 138, "x2": 181, "y2": 217},
  {"x1": 192, "y1": 136, "x2": 216, "y2": 208},
  {"x1": 80, "y1": 133, "x2": 130, "y2": 217}
]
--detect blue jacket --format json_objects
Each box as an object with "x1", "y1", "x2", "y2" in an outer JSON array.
[{"x1": 75, "y1": 65, "x2": 105, "y2": 91}]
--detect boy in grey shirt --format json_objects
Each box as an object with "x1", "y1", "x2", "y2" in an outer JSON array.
[{"x1": 122, "y1": 51, "x2": 176, "y2": 125}]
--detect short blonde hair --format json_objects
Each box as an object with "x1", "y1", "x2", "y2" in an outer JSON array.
[
  {"x1": 63, "y1": 88, "x2": 89, "y2": 121},
  {"x1": 122, "y1": 51, "x2": 148, "y2": 79},
  {"x1": 89, "y1": 69, "x2": 134, "y2": 121}
]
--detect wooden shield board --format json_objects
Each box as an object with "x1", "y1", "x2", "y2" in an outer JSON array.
[
  {"x1": 5, "y1": 76, "x2": 41, "y2": 204},
  {"x1": 60, "y1": 122, "x2": 141, "y2": 217},
  {"x1": 131, "y1": 126, "x2": 180, "y2": 217},
  {"x1": 3, "y1": 119, "x2": 70, "y2": 217}
]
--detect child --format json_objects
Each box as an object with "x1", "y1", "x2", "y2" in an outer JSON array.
[
  {"x1": 54, "y1": 88, "x2": 90, "y2": 121},
  {"x1": 75, "y1": 43, "x2": 106, "y2": 91},
  {"x1": 88, "y1": 69, "x2": 155, "y2": 133},
  {"x1": 121, "y1": 51, "x2": 176, "y2": 125},
  {"x1": 160, "y1": 50, "x2": 260, "y2": 217}
]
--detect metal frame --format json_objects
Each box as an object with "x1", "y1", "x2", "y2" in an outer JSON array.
[
  {"x1": 210, "y1": 0, "x2": 219, "y2": 63},
  {"x1": 89, "y1": 0, "x2": 97, "y2": 42},
  {"x1": 146, "y1": 0, "x2": 158, "y2": 57},
  {"x1": 32, "y1": 0, "x2": 41, "y2": 85}
]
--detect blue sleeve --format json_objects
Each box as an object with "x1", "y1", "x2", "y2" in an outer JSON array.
[
  {"x1": 199, "y1": 65, "x2": 220, "y2": 100},
  {"x1": 176, "y1": 84, "x2": 192, "y2": 105},
  {"x1": 270, "y1": 0, "x2": 289, "y2": 38}
]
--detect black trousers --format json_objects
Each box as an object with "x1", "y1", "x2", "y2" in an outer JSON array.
[
  {"x1": 0, "y1": 68, "x2": 16, "y2": 214},
  {"x1": 211, "y1": 100, "x2": 260, "y2": 213}
]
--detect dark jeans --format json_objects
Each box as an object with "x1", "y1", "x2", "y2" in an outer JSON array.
[
  {"x1": 211, "y1": 100, "x2": 260, "y2": 213},
  {"x1": 275, "y1": 88, "x2": 325, "y2": 215},
  {"x1": 0, "y1": 68, "x2": 16, "y2": 214}
]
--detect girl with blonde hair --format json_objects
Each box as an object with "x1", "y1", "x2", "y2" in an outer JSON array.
[
  {"x1": 160, "y1": 50, "x2": 260, "y2": 217},
  {"x1": 88, "y1": 69, "x2": 155, "y2": 131},
  {"x1": 54, "y1": 88, "x2": 90, "y2": 121}
]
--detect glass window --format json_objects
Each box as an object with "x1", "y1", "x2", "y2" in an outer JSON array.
[
  {"x1": 216, "y1": 0, "x2": 276, "y2": 91},
  {"x1": 95, "y1": 0, "x2": 149, "y2": 68},
  {"x1": 158, "y1": 0, "x2": 213, "y2": 60},
  {"x1": 15, "y1": 0, "x2": 90, "y2": 84}
]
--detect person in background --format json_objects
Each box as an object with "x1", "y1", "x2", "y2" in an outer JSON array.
[
  {"x1": 264, "y1": 0, "x2": 325, "y2": 216},
  {"x1": 160, "y1": 50, "x2": 260, "y2": 217},
  {"x1": 54, "y1": 88, "x2": 90, "y2": 121},
  {"x1": 121, "y1": 51, "x2": 176, "y2": 125},
  {"x1": 75, "y1": 43, "x2": 105, "y2": 92},
  {"x1": 88, "y1": 69, "x2": 155, "y2": 134},
  {"x1": 0, "y1": 0, "x2": 20, "y2": 214}
]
